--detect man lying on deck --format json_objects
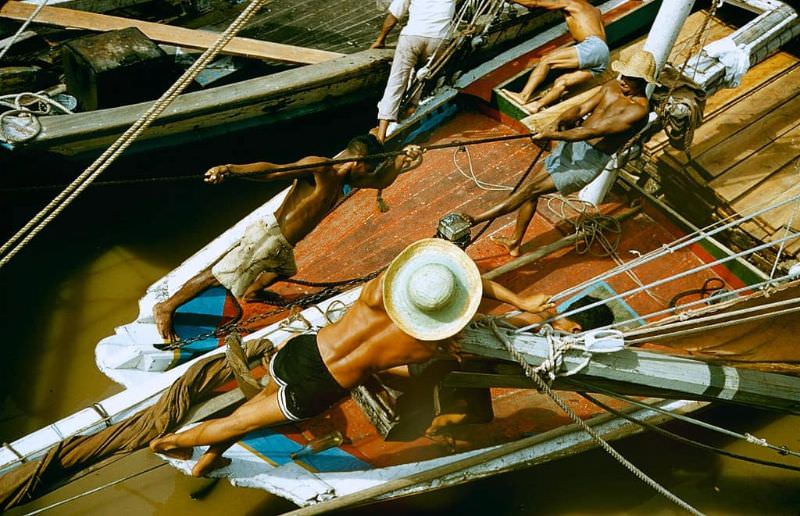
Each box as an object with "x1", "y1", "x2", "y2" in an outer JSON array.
[
  {"x1": 150, "y1": 238, "x2": 613, "y2": 477},
  {"x1": 465, "y1": 50, "x2": 657, "y2": 256},
  {"x1": 153, "y1": 134, "x2": 423, "y2": 342},
  {"x1": 501, "y1": 0, "x2": 608, "y2": 114}
]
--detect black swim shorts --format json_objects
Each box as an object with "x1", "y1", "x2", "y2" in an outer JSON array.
[{"x1": 269, "y1": 333, "x2": 349, "y2": 421}]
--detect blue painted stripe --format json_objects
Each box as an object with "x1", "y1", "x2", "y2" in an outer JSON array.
[
  {"x1": 173, "y1": 286, "x2": 230, "y2": 363},
  {"x1": 240, "y1": 427, "x2": 370, "y2": 473}
]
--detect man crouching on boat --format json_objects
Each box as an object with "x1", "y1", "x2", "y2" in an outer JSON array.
[
  {"x1": 153, "y1": 134, "x2": 423, "y2": 342},
  {"x1": 150, "y1": 238, "x2": 569, "y2": 476},
  {"x1": 465, "y1": 50, "x2": 657, "y2": 257}
]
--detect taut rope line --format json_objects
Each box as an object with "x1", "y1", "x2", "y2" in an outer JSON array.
[{"x1": 0, "y1": 0, "x2": 270, "y2": 269}]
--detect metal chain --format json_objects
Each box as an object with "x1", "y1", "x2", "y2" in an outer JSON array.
[{"x1": 157, "y1": 269, "x2": 381, "y2": 351}]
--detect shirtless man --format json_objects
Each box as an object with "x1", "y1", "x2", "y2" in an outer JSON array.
[
  {"x1": 467, "y1": 50, "x2": 657, "y2": 256},
  {"x1": 502, "y1": 0, "x2": 608, "y2": 114},
  {"x1": 153, "y1": 134, "x2": 423, "y2": 342},
  {"x1": 149, "y1": 238, "x2": 586, "y2": 476}
]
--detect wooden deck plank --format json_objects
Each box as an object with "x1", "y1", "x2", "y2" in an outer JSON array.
[
  {"x1": 734, "y1": 159, "x2": 800, "y2": 236},
  {"x1": 655, "y1": 60, "x2": 800, "y2": 164},
  {"x1": 697, "y1": 90, "x2": 800, "y2": 181},
  {"x1": 710, "y1": 122, "x2": 800, "y2": 202},
  {"x1": 0, "y1": 1, "x2": 344, "y2": 64}
]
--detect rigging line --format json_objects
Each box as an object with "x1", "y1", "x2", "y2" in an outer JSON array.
[
  {"x1": 22, "y1": 463, "x2": 166, "y2": 516},
  {"x1": 0, "y1": 0, "x2": 270, "y2": 270},
  {"x1": 578, "y1": 393, "x2": 800, "y2": 472},
  {"x1": 0, "y1": 175, "x2": 200, "y2": 193},
  {"x1": 768, "y1": 162, "x2": 800, "y2": 282},
  {"x1": 623, "y1": 295, "x2": 800, "y2": 339},
  {"x1": 625, "y1": 302, "x2": 800, "y2": 345},
  {"x1": 516, "y1": 230, "x2": 800, "y2": 334},
  {"x1": 572, "y1": 381, "x2": 800, "y2": 459},
  {"x1": 607, "y1": 273, "x2": 798, "y2": 332},
  {"x1": 550, "y1": 189, "x2": 800, "y2": 304},
  {"x1": 0, "y1": 0, "x2": 49, "y2": 61},
  {"x1": 452, "y1": 145, "x2": 513, "y2": 191},
  {"x1": 488, "y1": 322, "x2": 703, "y2": 515}
]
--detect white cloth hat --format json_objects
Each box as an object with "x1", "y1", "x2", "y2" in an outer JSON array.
[{"x1": 383, "y1": 239, "x2": 483, "y2": 341}]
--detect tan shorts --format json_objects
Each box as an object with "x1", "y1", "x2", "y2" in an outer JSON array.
[{"x1": 211, "y1": 214, "x2": 297, "y2": 297}]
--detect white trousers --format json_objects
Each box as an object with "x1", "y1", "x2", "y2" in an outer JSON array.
[{"x1": 377, "y1": 34, "x2": 443, "y2": 121}]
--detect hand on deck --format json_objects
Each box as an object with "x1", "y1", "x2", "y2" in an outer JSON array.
[{"x1": 205, "y1": 165, "x2": 231, "y2": 184}]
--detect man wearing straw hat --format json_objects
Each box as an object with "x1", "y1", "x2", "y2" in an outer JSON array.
[
  {"x1": 150, "y1": 238, "x2": 573, "y2": 476},
  {"x1": 466, "y1": 49, "x2": 657, "y2": 256}
]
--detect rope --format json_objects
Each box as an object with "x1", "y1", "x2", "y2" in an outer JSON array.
[
  {"x1": 548, "y1": 191, "x2": 800, "y2": 305},
  {"x1": 467, "y1": 144, "x2": 545, "y2": 246},
  {"x1": 0, "y1": 92, "x2": 74, "y2": 144},
  {"x1": 767, "y1": 161, "x2": 800, "y2": 283},
  {"x1": 668, "y1": 277, "x2": 726, "y2": 308},
  {"x1": 607, "y1": 273, "x2": 798, "y2": 333},
  {"x1": 0, "y1": 0, "x2": 270, "y2": 270},
  {"x1": 573, "y1": 381, "x2": 800, "y2": 460},
  {"x1": 0, "y1": 0, "x2": 48, "y2": 61},
  {"x1": 487, "y1": 321, "x2": 703, "y2": 515},
  {"x1": 452, "y1": 145, "x2": 512, "y2": 191},
  {"x1": 519, "y1": 223, "x2": 800, "y2": 335},
  {"x1": 579, "y1": 392, "x2": 800, "y2": 473}
]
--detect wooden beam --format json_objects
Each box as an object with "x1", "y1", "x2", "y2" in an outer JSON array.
[
  {"x1": 0, "y1": 1, "x2": 344, "y2": 64},
  {"x1": 458, "y1": 326, "x2": 800, "y2": 414}
]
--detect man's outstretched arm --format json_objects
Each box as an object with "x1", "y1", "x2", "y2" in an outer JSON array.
[
  {"x1": 481, "y1": 278, "x2": 553, "y2": 314},
  {"x1": 204, "y1": 156, "x2": 329, "y2": 184}
]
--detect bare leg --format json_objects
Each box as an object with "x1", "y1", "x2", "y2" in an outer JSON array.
[
  {"x1": 150, "y1": 388, "x2": 286, "y2": 476},
  {"x1": 376, "y1": 119, "x2": 391, "y2": 143},
  {"x1": 154, "y1": 268, "x2": 219, "y2": 342},
  {"x1": 242, "y1": 271, "x2": 280, "y2": 303},
  {"x1": 492, "y1": 198, "x2": 537, "y2": 257},
  {"x1": 509, "y1": 46, "x2": 582, "y2": 104},
  {"x1": 531, "y1": 69, "x2": 594, "y2": 112}
]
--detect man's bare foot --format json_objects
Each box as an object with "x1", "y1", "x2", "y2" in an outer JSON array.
[
  {"x1": 150, "y1": 435, "x2": 193, "y2": 460},
  {"x1": 153, "y1": 301, "x2": 177, "y2": 342},
  {"x1": 524, "y1": 100, "x2": 543, "y2": 114},
  {"x1": 501, "y1": 89, "x2": 531, "y2": 107},
  {"x1": 192, "y1": 450, "x2": 232, "y2": 477},
  {"x1": 491, "y1": 235, "x2": 521, "y2": 257}
]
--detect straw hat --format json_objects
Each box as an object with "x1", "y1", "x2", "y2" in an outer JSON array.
[
  {"x1": 383, "y1": 238, "x2": 482, "y2": 341},
  {"x1": 611, "y1": 49, "x2": 660, "y2": 85}
]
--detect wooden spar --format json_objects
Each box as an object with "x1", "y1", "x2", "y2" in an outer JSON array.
[
  {"x1": 0, "y1": 1, "x2": 344, "y2": 64},
  {"x1": 287, "y1": 399, "x2": 703, "y2": 516},
  {"x1": 482, "y1": 207, "x2": 641, "y2": 280},
  {"x1": 457, "y1": 326, "x2": 800, "y2": 415}
]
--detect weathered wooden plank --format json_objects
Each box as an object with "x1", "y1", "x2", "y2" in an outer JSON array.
[
  {"x1": 692, "y1": 81, "x2": 800, "y2": 180},
  {"x1": 458, "y1": 326, "x2": 800, "y2": 414},
  {"x1": 710, "y1": 122, "x2": 800, "y2": 202},
  {"x1": 0, "y1": 1, "x2": 344, "y2": 64},
  {"x1": 660, "y1": 63, "x2": 800, "y2": 167}
]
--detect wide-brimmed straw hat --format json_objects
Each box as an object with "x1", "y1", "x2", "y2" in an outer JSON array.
[
  {"x1": 611, "y1": 49, "x2": 661, "y2": 85},
  {"x1": 383, "y1": 238, "x2": 482, "y2": 341}
]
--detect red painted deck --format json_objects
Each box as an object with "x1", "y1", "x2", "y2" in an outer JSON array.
[{"x1": 228, "y1": 105, "x2": 727, "y2": 469}]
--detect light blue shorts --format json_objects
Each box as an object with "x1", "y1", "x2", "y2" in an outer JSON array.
[
  {"x1": 544, "y1": 140, "x2": 612, "y2": 194},
  {"x1": 576, "y1": 36, "x2": 609, "y2": 76}
]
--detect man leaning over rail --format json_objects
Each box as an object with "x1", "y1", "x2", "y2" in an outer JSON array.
[
  {"x1": 465, "y1": 50, "x2": 656, "y2": 256},
  {"x1": 153, "y1": 134, "x2": 423, "y2": 342}
]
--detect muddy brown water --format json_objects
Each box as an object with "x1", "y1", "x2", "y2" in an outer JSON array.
[{"x1": 1, "y1": 109, "x2": 799, "y2": 515}]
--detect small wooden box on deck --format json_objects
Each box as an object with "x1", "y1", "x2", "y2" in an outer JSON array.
[{"x1": 62, "y1": 27, "x2": 174, "y2": 111}]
